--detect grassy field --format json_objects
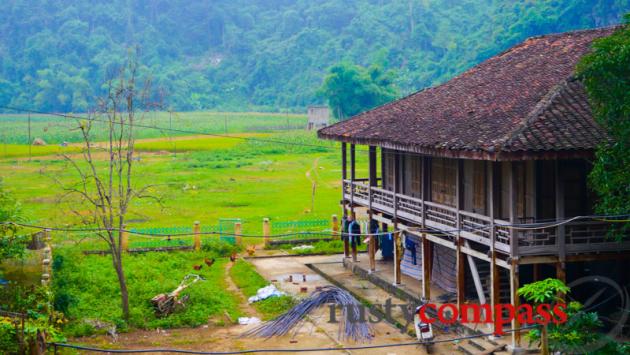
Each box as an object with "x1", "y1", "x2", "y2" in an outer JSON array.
[
  {"x1": 0, "y1": 112, "x2": 373, "y2": 340},
  {"x1": 0, "y1": 111, "x2": 307, "y2": 146}
]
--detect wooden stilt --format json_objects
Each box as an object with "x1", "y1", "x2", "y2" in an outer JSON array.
[
  {"x1": 351, "y1": 211, "x2": 358, "y2": 262},
  {"x1": 394, "y1": 229, "x2": 402, "y2": 285},
  {"x1": 456, "y1": 238, "x2": 466, "y2": 310},
  {"x1": 510, "y1": 259, "x2": 521, "y2": 348},
  {"x1": 422, "y1": 233, "x2": 431, "y2": 299}
]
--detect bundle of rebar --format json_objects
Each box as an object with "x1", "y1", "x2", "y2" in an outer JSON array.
[{"x1": 242, "y1": 285, "x2": 373, "y2": 342}]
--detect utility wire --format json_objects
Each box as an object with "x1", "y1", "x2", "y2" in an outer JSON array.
[
  {"x1": 2, "y1": 214, "x2": 628, "y2": 239},
  {"x1": 49, "y1": 325, "x2": 537, "y2": 354}
]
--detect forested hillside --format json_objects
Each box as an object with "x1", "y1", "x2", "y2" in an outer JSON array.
[{"x1": 0, "y1": 0, "x2": 628, "y2": 112}]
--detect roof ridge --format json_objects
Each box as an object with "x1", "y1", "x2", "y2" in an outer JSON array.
[{"x1": 500, "y1": 78, "x2": 578, "y2": 151}]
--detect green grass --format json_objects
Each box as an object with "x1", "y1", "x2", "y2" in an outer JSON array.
[
  {"x1": 0, "y1": 111, "x2": 307, "y2": 145},
  {"x1": 229, "y1": 259, "x2": 295, "y2": 320},
  {"x1": 0, "y1": 130, "x2": 364, "y2": 239},
  {"x1": 273, "y1": 239, "x2": 367, "y2": 255},
  {"x1": 52, "y1": 248, "x2": 243, "y2": 337}
]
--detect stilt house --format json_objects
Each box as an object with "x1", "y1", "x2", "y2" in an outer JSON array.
[{"x1": 318, "y1": 27, "x2": 629, "y2": 346}]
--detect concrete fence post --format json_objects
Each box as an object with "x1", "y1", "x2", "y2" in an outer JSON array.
[
  {"x1": 193, "y1": 221, "x2": 201, "y2": 251},
  {"x1": 331, "y1": 214, "x2": 339, "y2": 236},
  {"x1": 263, "y1": 218, "x2": 270, "y2": 246},
  {"x1": 234, "y1": 222, "x2": 242, "y2": 246}
]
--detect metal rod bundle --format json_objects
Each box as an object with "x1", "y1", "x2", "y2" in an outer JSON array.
[{"x1": 242, "y1": 286, "x2": 373, "y2": 342}]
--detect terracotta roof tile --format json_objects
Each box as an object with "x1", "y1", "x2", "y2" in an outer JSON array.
[{"x1": 318, "y1": 27, "x2": 617, "y2": 160}]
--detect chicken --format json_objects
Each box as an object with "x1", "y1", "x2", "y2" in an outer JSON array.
[
  {"x1": 246, "y1": 245, "x2": 256, "y2": 256},
  {"x1": 193, "y1": 264, "x2": 203, "y2": 270},
  {"x1": 204, "y1": 258, "x2": 215, "y2": 267}
]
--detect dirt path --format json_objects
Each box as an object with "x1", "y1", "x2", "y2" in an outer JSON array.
[{"x1": 224, "y1": 259, "x2": 259, "y2": 318}]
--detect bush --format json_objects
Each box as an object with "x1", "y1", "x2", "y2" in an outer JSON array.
[{"x1": 201, "y1": 239, "x2": 242, "y2": 257}]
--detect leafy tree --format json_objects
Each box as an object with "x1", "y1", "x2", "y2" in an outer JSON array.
[
  {"x1": 577, "y1": 15, "x2": 630, "y2": 237},
  {"x1": 518, "y1": 278, "x2": 627, "y2": 354},
  {"x1": 319, "y1": 62, "x2": 398, "y2": 119},
  {"x1": 0, "y1": 179, "x2": 27, "y2": 260},
  {"x1": 0, "y1": 0, "x2": 627, "y2": 112}
]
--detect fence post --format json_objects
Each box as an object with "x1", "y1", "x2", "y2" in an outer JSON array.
[
  {"x1": 121, "y1": 225, "x2": 129, "y2": 253},
  {"x1": 235, "y1": 222, "x2": 242, "y2": 246},
  {"x1": 193, "y1": 221, "x2": 201, "y2": 251},
  {"x1": 263, "y1": 218, "x2": 270, "y2": 246}
]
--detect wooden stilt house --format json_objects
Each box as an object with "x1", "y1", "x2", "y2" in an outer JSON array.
[{"x1": 318, "y1": 26, "x2": 629, "y2": 347}]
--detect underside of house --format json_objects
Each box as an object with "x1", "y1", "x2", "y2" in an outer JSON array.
[{"x1": 318, "y1": 26, "x2": 630, "y2": 349}]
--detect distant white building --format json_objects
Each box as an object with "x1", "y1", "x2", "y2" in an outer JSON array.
[{"x1": 307, "y1": 106, "x2": 330, "y2": 130}]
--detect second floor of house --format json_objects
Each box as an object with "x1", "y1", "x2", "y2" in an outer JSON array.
[{"x1": 341, "y1": 145, "x2": 628, "y2": 258}]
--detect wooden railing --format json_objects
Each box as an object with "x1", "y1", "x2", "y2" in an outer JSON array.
[{"x1": 343, "y1": 180, "x2": 630, "y2": 257}]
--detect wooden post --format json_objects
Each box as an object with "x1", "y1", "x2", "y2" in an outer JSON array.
[
  {"x1": 488, "y1": 162, "x2": 500, "y2": 333},
  {"x1": 510, "y1": 259, "x2": 521, "y2": 348},
  {"x1": 394, "y1": 231, "x2": 402, "y2": 285},
  {"x1": 368, "y1": 146, "x2": 377, "y2": 272},
  {"x1": 393, "y1": 152, "x2": 402, "y2": 285},
  {"x1": 555, "y1": 160, "x2": 566, "y2": 265},
  {"x1": 456, "y1": 160, "x2": 465, "y2": 311},
  {"x1": 422, "y1": 233, "x2": 431, "y2": 299},
  {"x1": 350, "y1": 144, "x2": 356, "y2": 181},
  {"x1": 341, "y1": 143, "x2": 347, "y2": 180},
  {"x1": 351, "y1": 212, "x2": 358, "y2": 262},
  {"x1": 234, "y1": 222, "x2": 242, "y2": 246},
  {"x1": 121, "y1": 224, "x2": 129, "y2": 253},
  {"x1": 263, "y1": 218, "x2": 270, "y2": 246},
  {"x1": 193, "y1": 221, "x2": 201, "y2": 251}
]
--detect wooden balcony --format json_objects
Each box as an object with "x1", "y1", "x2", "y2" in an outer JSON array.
[{"x1": 343, "y1": 180, "x2": 630, "y2": 257}]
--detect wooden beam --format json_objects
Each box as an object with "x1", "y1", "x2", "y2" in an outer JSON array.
[
  {"x1": 488, "y1": 161, "x2": 500, "y2": 335},
  {"x1": 350, "y1": 144, "x2": 356, "y2": 181},
  {"x1": 422, "y1": 233, "x2": 431, "y2": 299},
  {"x1": 369, "y1": 146, "x2": 377, "y2": 187},
  {"x1": 555, "y1": 160, "x2": 566, "y2": 262},
  {"x1": 456, "y1": 160, "x2": 465, "y2": 310},
  {"x1": 341, "y1": 142, "x2": 347, "y2": 180},
  {"x1": 394, "y1": 152, "x2": 401, "y2": 285},
  {"x1": 510, "y1": 258, "x2": 521, "y2": 348},
  {"x1": 508, "y1": 161, "x2": 518, "y2": 257}
]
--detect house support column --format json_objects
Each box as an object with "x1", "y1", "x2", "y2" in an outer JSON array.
[
  {"x1": 368, "y1": 146, "x2": 377, "y2": 272},
  {"x1": 341, "y1": 143, "x2": 349, "y2": 258},
  {"x1": 456, "y1": 161, "x2": 465, "y2": 311},
  {"x1": 510, "y1": 260, "x2": 521, "y2": 348},
  {"x1": 422, "y1": 234, "x2": 431, "y2": 300},
  {"x1": 508, "y1": 162, "x2": 521, "y2": 348},
  {"x1": 555, "y1": 160, "x2": 566, "y2": 299},
  {"x1": 488, "y1": 162, "x2": 500, "y2": 333},
  {"x1": 350, "y1": 144, "x2": 357, "y2": 262},
  {"x1": 393, "y1": 152, "x2": 402, "y2": 285}
]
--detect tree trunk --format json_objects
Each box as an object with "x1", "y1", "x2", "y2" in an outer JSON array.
[{"x1": 112, "y1": 252, "x2": 130, "y2": 321}]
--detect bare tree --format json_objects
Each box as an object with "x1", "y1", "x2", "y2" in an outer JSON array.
[{"x1": 57, "y1": 57, "x2": 160, "y2": 321}]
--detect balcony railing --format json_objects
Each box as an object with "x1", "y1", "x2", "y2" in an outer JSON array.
[{"x1": 343, "y1": 180, "x2": 630, "y2": 257}]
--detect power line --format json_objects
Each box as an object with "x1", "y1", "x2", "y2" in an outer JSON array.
[
  {"x1": 49, "y1": 325, "x2": 536, "y2": 354},
  {"x1": 2, "y1": 214, "x2": 628, "y2": 239},
  {"x1": 0, "y1": 105, "x2": 338, "y2": 151},
  {"x1": 0, "y1": 105, "x2": 447, "y2": 159}
]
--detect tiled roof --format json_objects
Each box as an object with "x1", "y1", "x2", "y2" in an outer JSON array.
[{"x1": 318, "y1": 27, "x2": 617, "y2": 161}]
